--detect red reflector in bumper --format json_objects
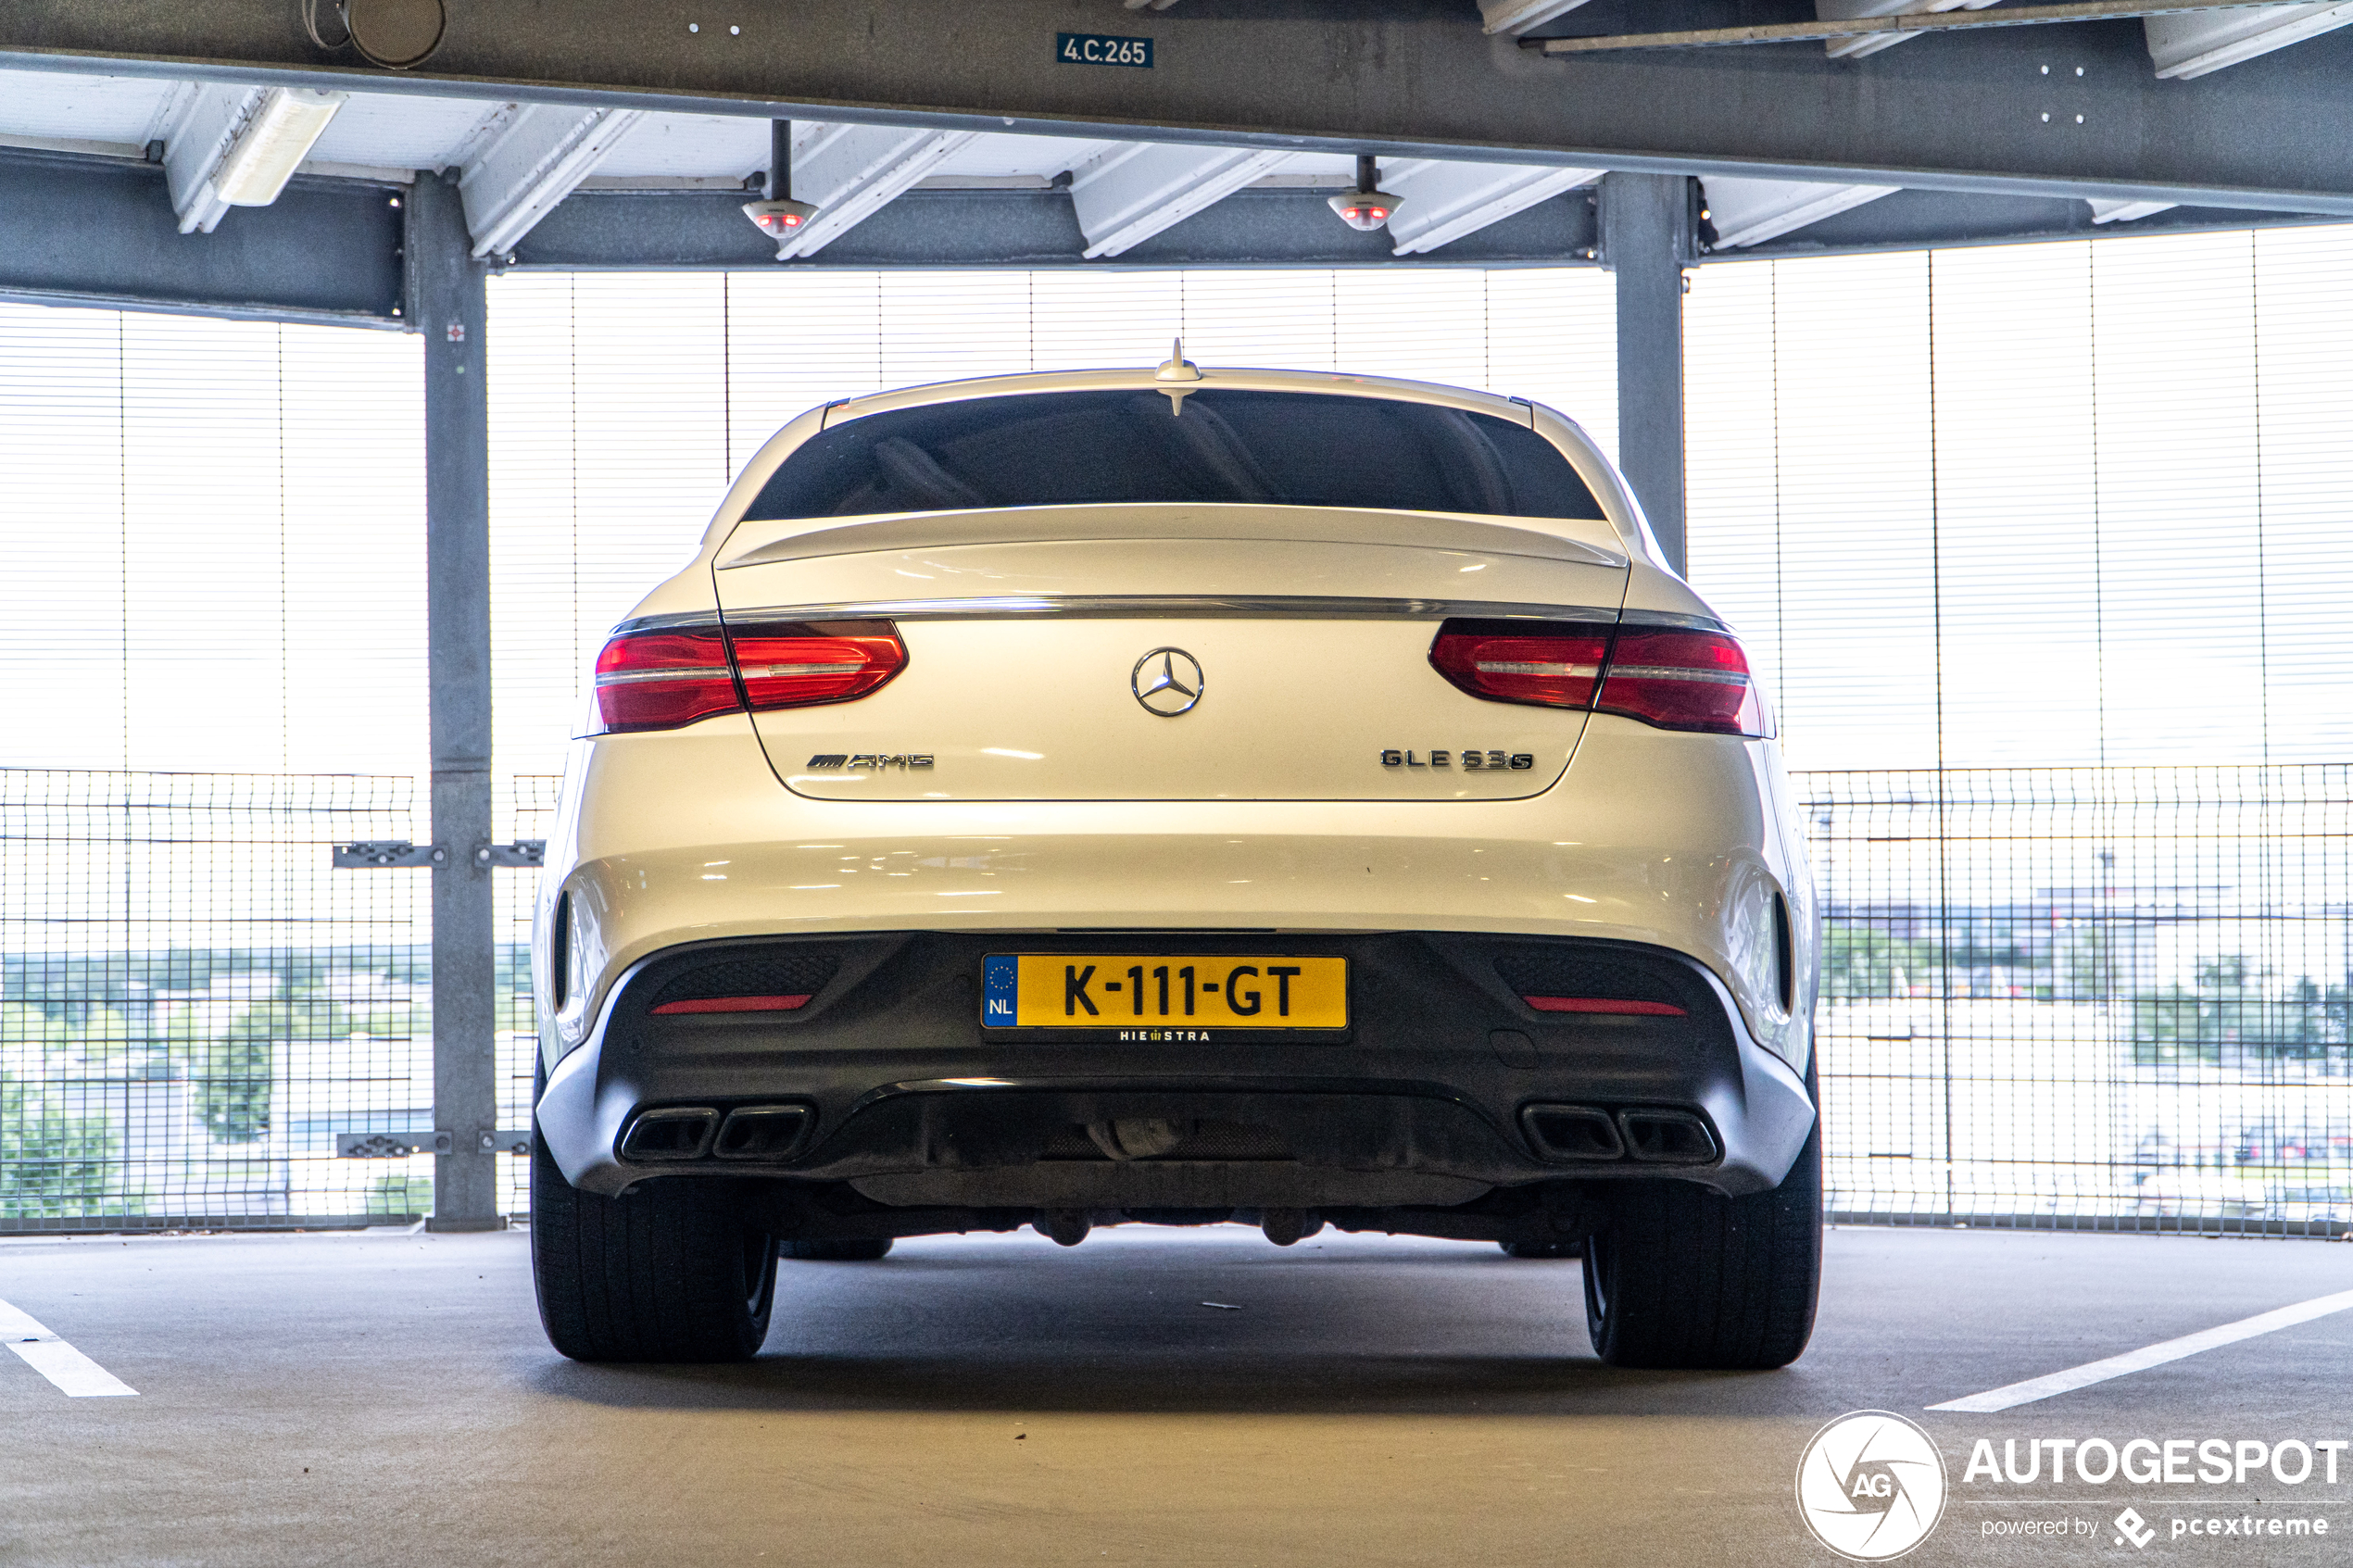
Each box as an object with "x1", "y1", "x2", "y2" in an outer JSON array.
[
  {"x1": 649, "y1": 994, "x2": 813, "y2": 1016},
  {"x1": 1522, "y1": 997, "x2": 1687, "y2": 1017}
]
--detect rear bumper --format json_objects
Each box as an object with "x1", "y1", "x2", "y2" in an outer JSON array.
[
  {"x1": 536, "y1": 930, "x2": 1816, "y2": 1204},
  {"x1": 543, "y1": 715, "x2": 1819, "y2": 1073}
]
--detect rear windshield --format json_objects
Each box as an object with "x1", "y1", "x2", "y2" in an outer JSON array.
[{"x1": 743, "y1": 388, "x2": 1605, "y2": 521}]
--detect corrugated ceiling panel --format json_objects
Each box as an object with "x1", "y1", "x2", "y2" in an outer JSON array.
[
  {"x1": 0, "y1": 69, "x2": 179, "y2": 144},
  {"x1": 306, "y1": 93, "x2": 497, "y2": 171},
  {"x1": 594, "y1": 114, "x2": 768, "y2": 180}
]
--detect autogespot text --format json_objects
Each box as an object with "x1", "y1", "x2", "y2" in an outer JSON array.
[{"x1": 1963, "y1": 1436, "x2": 2347, "y2": 1487}]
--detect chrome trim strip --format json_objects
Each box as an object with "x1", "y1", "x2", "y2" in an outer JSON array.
[
  {"x1": 698, "y1": 595, "x2": 1626, "y2": 625},
  {"x1": 609, "y1": 609, "x2": 724, "y2": 636},
  {"x1": 611, "y1": 599, "x2": 1729, "y2": 636},
  {"x1": 1617, "y1": 608, "x2": 1731, "y2": 633}
]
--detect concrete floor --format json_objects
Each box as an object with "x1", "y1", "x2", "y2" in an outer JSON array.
[{"x1": 3, "y1": 1223, "x2": 2351, "y2": 1567}]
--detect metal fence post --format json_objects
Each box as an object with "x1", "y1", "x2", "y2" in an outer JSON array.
[
  {"x1": 1601, "y1": 171, "x2": 1692, "y2": 579},
  {"x1": 409, "y1": 172, "x2": 500, "y2": 1232}
]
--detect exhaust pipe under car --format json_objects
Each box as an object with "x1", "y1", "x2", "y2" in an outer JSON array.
[{"x1": 1520, "y1": 1104, "x2": 1721, "y2": 1166}]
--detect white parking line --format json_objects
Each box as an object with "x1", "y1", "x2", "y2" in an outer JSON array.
[
  {"x1": 0, "y1": 1297, "x2": 137, "y2": 1398},
  {"x1": 1929, "y1": 1286, "x2": 2353, "y2": 1414}
]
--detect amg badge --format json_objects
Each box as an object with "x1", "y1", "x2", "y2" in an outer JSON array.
[{"x1": 806, "y1": 753, "x2": 936, "y2": 770}]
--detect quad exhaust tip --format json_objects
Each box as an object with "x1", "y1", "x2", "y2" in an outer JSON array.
[
  {"x1": 618, "y1": 1104, "x2": 813, "y2": 1163},
  {"x1": 1520, "y1": 1104, "x2": 1719, "y2": 1165}
]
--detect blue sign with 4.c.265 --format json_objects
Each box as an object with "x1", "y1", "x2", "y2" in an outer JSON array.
[{"x1": 1056, "y1": 32, "x2": 1153, "y2": 69}]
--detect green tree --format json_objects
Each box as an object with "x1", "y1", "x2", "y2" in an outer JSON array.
[
  {"x1": 0, "y1": 1072, "x2": 118, "y2": 1219},
  {"x1": 1822, "y1": 923, "x2": 1940, "y2": 999},
  {"x1": 2133, "y1": 956, "x2": 2350, "y2": 1066},
  {"x1": 66, "y1": 1004, "x2": 138, "y2": 1071},
  {"x1": 200, "y1": 992, "x2": 351, "y2": 1145},
  {"x1": 2057, "y1": 922, "x2": 2122, "y2": 1001},
  {"x1": 368, "y1": 1172, "x2": 431, "y2": 1217},
  {"x1": 0, "y1": 1002, "x2": 66, "y2": 1053}
]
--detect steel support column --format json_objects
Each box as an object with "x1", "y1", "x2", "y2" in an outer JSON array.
[
  {"x1": 409, "y1": 172, "x2": 500, "y2": 1232},
  {"x1": 1603, "y1": 171, "x2": 1691, "y2": 578}
]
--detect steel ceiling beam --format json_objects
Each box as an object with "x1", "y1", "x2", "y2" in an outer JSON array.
[
  {"x1": 3, "y1": 143, "x2": 2339, "y2": 332},
  {"x1": 508, "y1": 183, "x2": 1604, "y2": 271},
  {"x1": 0, "y1": 144, "x2": 404, "y2": 325},
  {"x1": 1529, "y1": 1, "x2": 2288, "y2": 52},
  {"x1": 1726, "y1": 185, "x2": 2335, "y2": 256},
  {"x1": 4, "y1": 1, "x2": 2353, "y2": 215}
]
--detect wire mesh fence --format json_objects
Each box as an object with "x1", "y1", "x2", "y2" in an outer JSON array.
[
  {"x1": 0, "y1": 770, "x2": 431, "y2": 1231},
  {"x1": 497, "y1": 775, "x2": 561, "y2": 1221},
  {"x1": 1804, "y1": 765, "x2": 2353, "y2": 1236},
  {"x1": 3, "y1": 764, "x2": 2346, "y2": 1235}
]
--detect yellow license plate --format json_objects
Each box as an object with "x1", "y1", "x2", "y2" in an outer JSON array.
[{"x1": 982, "y1": 954, "x2": 1346, "y2": 1029}]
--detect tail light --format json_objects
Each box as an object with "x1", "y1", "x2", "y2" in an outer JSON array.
[
  {"x1": 1428, "y1": 618, "x2": 1764, "y2": 737},
  {"x1": 593, "y1": 626, "x2": 737, "y2": 734},
  {"x1": 1595, "y1": 627, "x2": 1761, "y2": 736},
  {"x1": 728, "y1": 621, "x2": 905, "y2": 711},
  {"x1": 1427, "y1": 621, "x2": 1609, "y2": 709},
  {"x1": 594, "y1": 618, "x2": 905, "y2": 734}
]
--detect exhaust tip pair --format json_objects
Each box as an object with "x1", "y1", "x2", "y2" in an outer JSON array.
[
  {"x1": 1520, "y1": 1104, "x2": 1719, "y2": 1166},
  {"x1": 618, "y1": 1104, "x2": 813, "y2": 1163}
]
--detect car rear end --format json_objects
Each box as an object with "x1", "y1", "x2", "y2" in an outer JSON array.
[{"x1": 528, "y1": 366, "x2": 1822, "y2": 1370}]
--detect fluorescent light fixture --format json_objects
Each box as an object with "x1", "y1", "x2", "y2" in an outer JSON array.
[
  {"x1": 213, "y1": 88, "x2": 347, "y2": 207},
  {"x1": 1815, "y1": 0, "x2": 2004, "y2": 60},
  {"x1": 1478, "y1": 0, "x2": 1596, "y2": 33}
]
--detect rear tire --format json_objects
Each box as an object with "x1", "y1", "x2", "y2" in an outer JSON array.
[
  {"x1": 530, "y1": 1111, "x2": 778, "y2": 1362},
  {"x1": 780, "y1": 1237, "x2": 893, "y2": 1261},
  {"x1": 1581, "y1": 1073, "x2": 1822, "y2": 1370}
]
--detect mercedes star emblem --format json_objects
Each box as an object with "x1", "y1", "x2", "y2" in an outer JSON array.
[{"x1": 1131, "y1": 647, "x2": 1205, "y2": 717}]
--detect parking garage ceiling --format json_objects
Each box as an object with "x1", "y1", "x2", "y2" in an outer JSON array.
[{"x1": 3, "y1": 1, "x2": 2351, "y2": 323}]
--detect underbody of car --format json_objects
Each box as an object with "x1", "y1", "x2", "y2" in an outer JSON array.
[{"x1": 529, "y1": 357, "x2": 1824, "y2": 1369}]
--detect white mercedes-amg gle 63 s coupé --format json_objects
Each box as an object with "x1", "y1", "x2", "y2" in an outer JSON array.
[{"x1": 529, "y1": 351, "x2": 1821, "y2": 1370}]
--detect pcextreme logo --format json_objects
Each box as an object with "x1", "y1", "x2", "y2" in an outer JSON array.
[{"x1": 1797, "y1": 1411, "x2": 1951, "y2": 1561}]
